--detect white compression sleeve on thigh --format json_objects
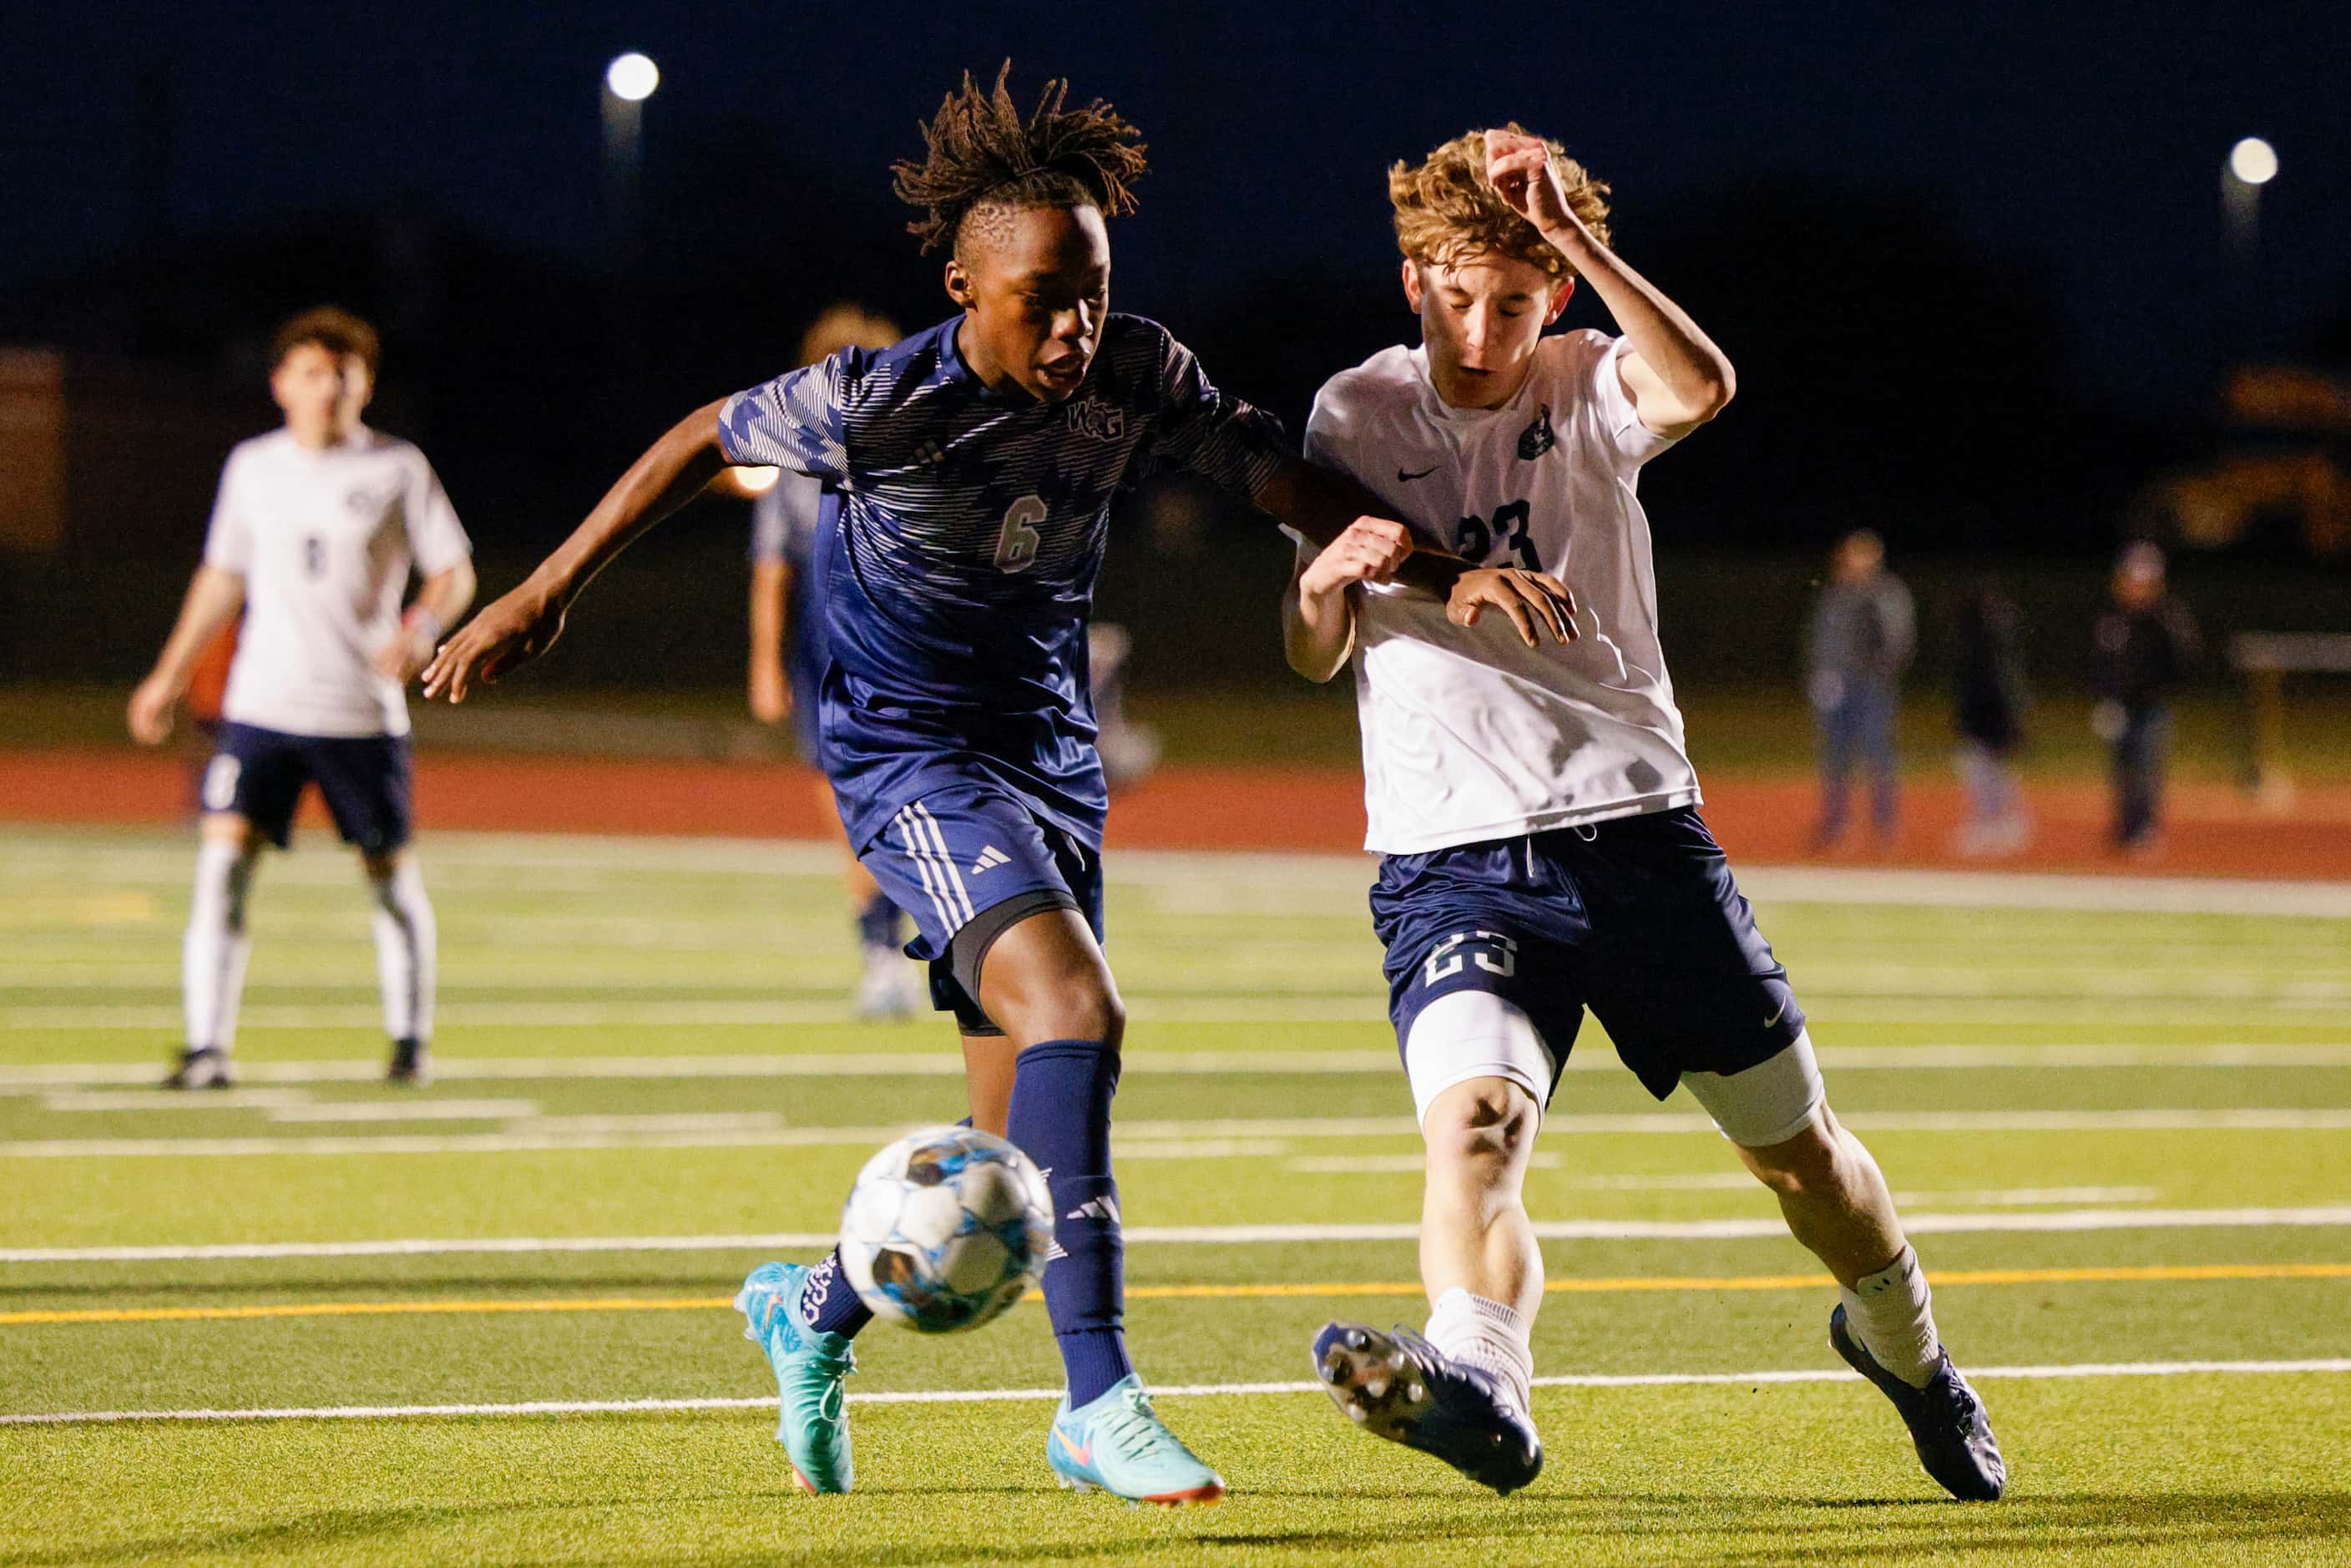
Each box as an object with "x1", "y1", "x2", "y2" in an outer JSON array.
[
  {"x1": 367, "y1": 858, "x2": 437, "y2": 1044},
  {"x1": 1403, "y1": 990, "x2": 1555, "y2": 1126},
  {"x1": 183, "y1": 838, "x2": 258, "y2": 1053},
  {"x1": 1680, "y1": 1030, "x2": 1826, "y2": 1148}
]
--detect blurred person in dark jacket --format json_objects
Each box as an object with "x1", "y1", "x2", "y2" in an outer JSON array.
[
  {"x1": 1808, "y1": 530, "x2": 1915, "y2": 847},
  {"x1": 1951, "y1": 584, "x2": 2030, "y2": 856},
  {"x1": 2092, "y1": 542, "x2": 2200, "y2": 854}
]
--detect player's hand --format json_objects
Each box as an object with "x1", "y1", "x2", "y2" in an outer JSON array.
[
  {"x1": 1449, "y1": 568, "x2": 1579, "y2": 648},
  {"x1": 126, "y1": 672, "x2": 181, "y2": 746},
  {"x1": 372, "y1": 608, "x2": 442, "y2": 685},
  {"x1": 1485, "y1": 127, "x2": 1577, "y2": 235},
  {"x1": 749, "y1": 658, "x2": 791, "y2": 726},
  {"x1": 420, "y1": 583, "x2": 566, "y2": 704},
  {"x1": 1300, "y1": 517, "x2": 1413, "y2": 599}
]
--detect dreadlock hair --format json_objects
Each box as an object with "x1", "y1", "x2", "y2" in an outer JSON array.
[{"x1": 892, "y1": 63, "x2": 1148, "y2": 258}]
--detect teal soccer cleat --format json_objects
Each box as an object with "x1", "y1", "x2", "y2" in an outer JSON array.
[
  {"x1": 735, "y1": 1262, "x2": 857, "y2": 1495},
  {"x1": 1045, "y1": 1374, "x2": 1226, "y2": 1505}
]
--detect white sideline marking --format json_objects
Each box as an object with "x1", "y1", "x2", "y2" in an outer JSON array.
[
  {"x1": 7, "y1": 1106, "x2": 2351, "y2": 1159},
  {"x1": 264, "y1": 1100, "x2": 540, "y2": 1124},
  {"x1": 8, "y1": 1359, "x2": 2348, "y2": 1426},
  {"x1": 12, "y1": 1206, "x2": 2351, "y2": 1263}
]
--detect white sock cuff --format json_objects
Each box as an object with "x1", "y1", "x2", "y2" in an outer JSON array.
[{"x1": 1853, "y1": 1245, "x2": 1924, "y2": 1300}]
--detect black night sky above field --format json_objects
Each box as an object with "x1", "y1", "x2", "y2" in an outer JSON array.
[{"x1": 10, "y1": 0, "x2": 2349, "y2": 417}]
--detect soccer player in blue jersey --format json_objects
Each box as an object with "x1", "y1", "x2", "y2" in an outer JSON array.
[{"x1": 425, "y1": 67, "x2": 1572, "y2": 1505}]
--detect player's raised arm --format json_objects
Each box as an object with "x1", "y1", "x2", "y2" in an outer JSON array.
[
  {"x1": 1484, "y1": 126, "x2": 1734, "y2": 438},
  {"x1": 421, "y1": 399, "x2": 734, "y2": 702}
]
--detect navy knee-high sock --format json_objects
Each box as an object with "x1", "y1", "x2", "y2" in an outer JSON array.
[
  {"x1": 801, "y1": 1113, "x2": 978, "y2": 1339},
  {"x1": 1007, "y1": 1037, "x2": 1133, "y2": 1407}
]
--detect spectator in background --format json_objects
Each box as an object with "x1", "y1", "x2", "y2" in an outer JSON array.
[
  {"x1": 2093, "y1": 542, "x2": 2200, "y2": 855},
  {"x1": 1807, "y1": 529, "x2": 1915, "y2": 848},
  {"x1": 1951, "y1": 583, "x2": 2031, "y2": 856}
]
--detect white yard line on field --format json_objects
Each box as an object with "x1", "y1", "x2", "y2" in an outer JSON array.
[
  {"x1": 10, "y1": 1205, "x2": 2351, "y2": 1263},
  {"x1": 5, "y1": 1106, "x2": 2351, "y2": 1159},
  {"x1": 6, "y1": 1042, "x2": 2351, "y2": 1093},
  {"x1": 6, "y1": 1358, "x2": 2348, "y2": 1426}
]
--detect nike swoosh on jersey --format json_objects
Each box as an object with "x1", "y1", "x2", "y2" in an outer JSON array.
[{"x1": 1397, "y1": 466, "x2": 1438, "y2": 481}]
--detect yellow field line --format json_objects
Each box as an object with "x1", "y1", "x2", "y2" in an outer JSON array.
[{"x1": 6, "y1": 1262, "x2": 2347, "y2": 1327}]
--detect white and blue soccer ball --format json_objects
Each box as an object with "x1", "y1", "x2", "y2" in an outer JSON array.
[{"x1": 838, "y1": 1125, "x2": 1054, "y2": 1333}]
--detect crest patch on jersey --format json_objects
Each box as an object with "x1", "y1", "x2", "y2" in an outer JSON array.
[
  {"x1": 1064, "y1": 398, "x2": 1126, "y2": 443},
  {"x1": 1516, "y1": 404, "x2": 1555, "y2": 461}
]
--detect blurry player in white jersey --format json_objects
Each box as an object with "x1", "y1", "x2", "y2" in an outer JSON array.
[
  {"x1": 1285, "y1": 129, "x2": 2004, "y2": 1501},
  {"x1": 129, "y1": 307, "x2": 476, "y2": 1089}
]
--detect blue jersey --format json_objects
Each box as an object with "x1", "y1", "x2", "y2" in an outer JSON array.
[{"x1": 718, "y1": 313, "x2": 1286, "y2": 850}]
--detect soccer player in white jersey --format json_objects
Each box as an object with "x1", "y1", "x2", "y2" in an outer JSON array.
[
  {"x1": 1284, "y1": 129, "x2": 2005, "y2": 1501},
  {"x1": 129, "y1": 307, "x2": 476, "y2": 1090}
]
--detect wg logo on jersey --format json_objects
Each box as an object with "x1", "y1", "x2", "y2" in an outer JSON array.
[
  {"x1": 1064, "y1": 398, "x2": 1126, "y2": 443},
  {"x1": 1517, "y1": 404, "x2": 1555, "y2": 461},
  {"x1": 345, "y1": 487, "x2": 391, "y2": 514}
]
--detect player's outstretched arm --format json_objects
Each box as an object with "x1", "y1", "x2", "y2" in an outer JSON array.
[
  {"x1": 1485, "y1": 128, "x2": 1735, "y2": 438},
  {"x1": 128, "y1": 565, "x2": 246, "y2": 745},
  {"x1": 422, "y1": 400, "x2": 733, "y2": 702}
]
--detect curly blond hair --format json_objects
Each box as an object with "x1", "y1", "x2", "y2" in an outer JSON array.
[{"x1": 1388, "y1": 126, "x2": 1610, "y2": 282}]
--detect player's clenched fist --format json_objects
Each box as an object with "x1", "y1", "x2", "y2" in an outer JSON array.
[
  {"x1": 419, "y1": 582, "x2": 567, "y2": 704},
  {"x1": 1299, "y1": 517, "x2": 1413, "y2": 599},
  {"x1": 1484, "y1": 126, "x2": 1576, "y2": 235},
  {"x1": 1448, "y1": 568, "x2": 1580, "y2": 649}
]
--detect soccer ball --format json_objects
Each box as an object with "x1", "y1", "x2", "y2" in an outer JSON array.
[{"x1": 838, "y1": 1125, "x2": 1054, "y2": 1333}]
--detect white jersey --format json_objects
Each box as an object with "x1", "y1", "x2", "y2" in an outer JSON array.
[
  {"x1": 1305, "y1": 330, "x2": 1699, "y2": 854},
  {"x1": 201, "y1": 427, "x2": 471, "y2": 738}
]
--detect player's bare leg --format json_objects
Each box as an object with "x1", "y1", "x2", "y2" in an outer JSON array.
[
  {"x1": 977, "y1": 910, "x2": 1223, "y2": 1505},
  {"x1": 1316, "y1": 1070, "x2": 1545, "y2": 1495},
  {"x1": 361, "y1": 847, "x2": 436, "y2": 1084},
  {"x1": 1418, "y1": 1077, "x2": 1545, "y2": 1322},
  {"x1": 960, "y1": 1032, "x2": 1018, "y2": 1136},
  {"x1": 171, "y1": 812, "x2": 265, "y2": 1089},
  {"x1": 1723, "y1": 1068, "x2": 2005, "y2": 1499}
]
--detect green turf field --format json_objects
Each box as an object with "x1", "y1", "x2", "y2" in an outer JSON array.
[{"x1": 4, "y1": 825, "x2": 2348, "y2": 1565}]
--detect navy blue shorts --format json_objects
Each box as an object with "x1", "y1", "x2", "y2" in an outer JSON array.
[
  {"x1": 1371, "y1": 807, "x2": 1804, "y2": 1103},
  {"x1": 857, "y1": 781, "x2": 1105, "y2": 1034},
  {"x1": 202, "y1": 722, "x2": 414, "y2": 857}
]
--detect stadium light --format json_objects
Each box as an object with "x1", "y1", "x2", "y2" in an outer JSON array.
[
  {"x1": 2227, "y1": 137, "x2": 2278, "y2": 186},
  {"x1": 605, "y1": 52, "x2": 660, "y2": 104}
]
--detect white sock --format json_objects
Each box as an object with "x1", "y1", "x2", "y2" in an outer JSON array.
[
  {"x1": 367, "y1": 857, "x2": 437, "y2": 1045},
  {"x1": 1425, "y1": 1287, "x2": 1534, "y2": 1410},
  {"x1": 182, "y1": 838, "x2": 258, "y2": 1053},
  {"x1": 1840, "y1": 1245, "x2": 1941, "y2": 1388}
]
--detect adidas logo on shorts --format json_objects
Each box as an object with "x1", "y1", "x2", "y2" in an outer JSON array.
[{"x1": 971, "y1": 845, "x2": 1011, "y2": 874}]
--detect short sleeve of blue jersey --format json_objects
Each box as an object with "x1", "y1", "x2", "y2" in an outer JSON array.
[
  {"x1": 719, "y1": 355, "x2": 854, "y2": 481},
  {"x1": 1132, "y1": 329, "x2": 1288, "y2": 498}
]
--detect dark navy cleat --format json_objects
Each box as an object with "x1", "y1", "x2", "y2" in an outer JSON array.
[
  {"x1": 1311, "y1": 1321, "x2": 1542, "y2": 1495},
  {"x1": 163, "y1": 1047, "x2": 234, "y2": 1090},
  {"x1": 387, "y1": 1038, "x2": 432, "y2": 1085},
  {"x1": 1830, "y1": 1302, "x2": 2006, "y2": 1501}
]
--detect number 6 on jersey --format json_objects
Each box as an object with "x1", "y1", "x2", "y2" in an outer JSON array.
[{"x1": 994, "y1": 493, "x2": 1047, "y2": 574}]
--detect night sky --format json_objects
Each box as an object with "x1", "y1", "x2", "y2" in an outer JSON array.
[{"x1": 10, "y1": 0, "x2": 2349, "y2": 417}]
